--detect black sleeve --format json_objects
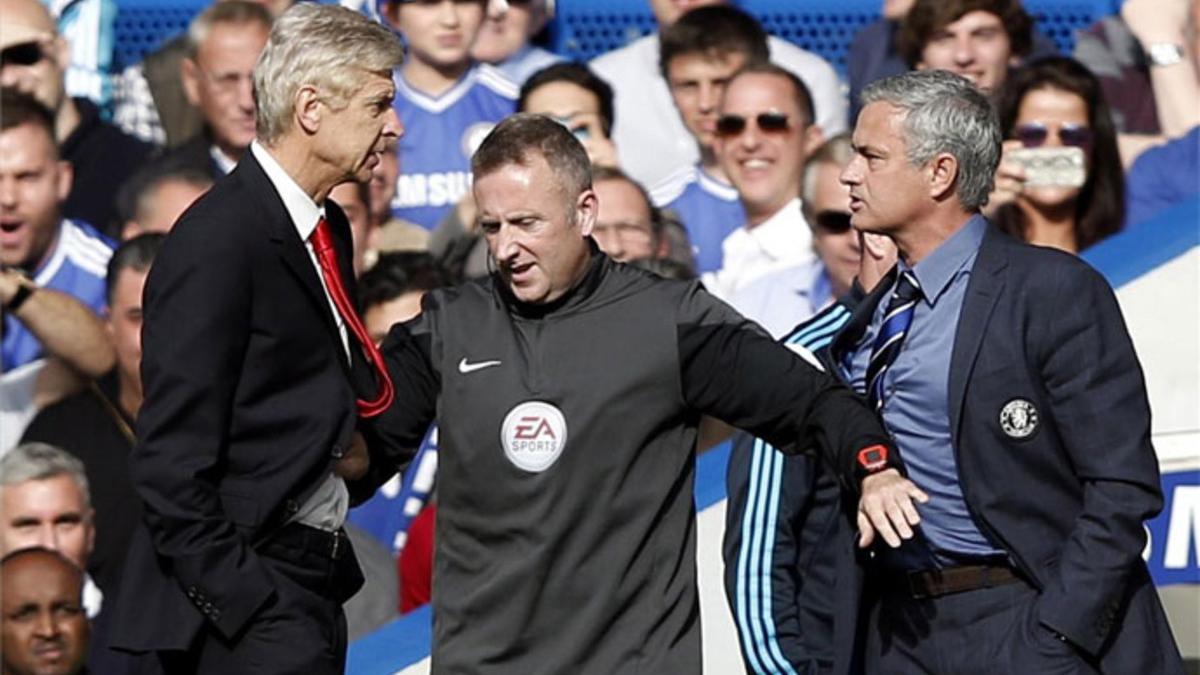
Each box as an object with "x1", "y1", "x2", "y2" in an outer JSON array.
[
  {"x1": 352, "y1": 298, "x2": 442, "y2": 503},
  {"x1": 676, "y1": 284, "x2": 892, "y2": 488}
]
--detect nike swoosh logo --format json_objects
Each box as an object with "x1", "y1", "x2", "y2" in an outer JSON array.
[{"x1": 458, "y1": 357, "x2": 502, "y2": 374}]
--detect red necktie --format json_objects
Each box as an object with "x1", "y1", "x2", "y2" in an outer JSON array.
[{"x1": 310, "y1": 217, "x2": 394, "y2": 418}]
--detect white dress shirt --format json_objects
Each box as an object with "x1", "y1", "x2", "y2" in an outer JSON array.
[{"x1": 702, "y1": 197, "x2": 815, "y2": 301}]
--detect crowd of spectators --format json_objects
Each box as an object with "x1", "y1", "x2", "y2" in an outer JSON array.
[{"x1": 1, "y1": 0, "x2": 1196, "y2": 671}]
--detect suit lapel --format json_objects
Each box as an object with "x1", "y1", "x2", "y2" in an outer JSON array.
[
  {"x1": 948, "y1": 225, "x2": 1009, "y2": 440},
  {"x1": 237, "y1": 154, "x2": 351, "y2": 372}
]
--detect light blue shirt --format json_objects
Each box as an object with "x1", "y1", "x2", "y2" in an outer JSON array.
[
  {"x1": 729, "y1": 260, "x2": 833, "y2": 339},
  {"x1": 847, "y1": 214, "x2": 1003, "y2": 564}
]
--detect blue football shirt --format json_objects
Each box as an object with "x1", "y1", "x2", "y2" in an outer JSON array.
[
  {"x1": 651, "y1": 165, "x2": 745, "y2": 274},
  {"x1": 391, "y1": 64, "x2": 517, "y2": 230}
]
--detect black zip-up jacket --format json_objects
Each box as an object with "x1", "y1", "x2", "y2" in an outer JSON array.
[{"x1": 359, "y1": 250, "x2": 892, "y2": 674}]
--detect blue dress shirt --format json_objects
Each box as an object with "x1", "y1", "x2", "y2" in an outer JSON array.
[{"x1": 846, "y1": 215, "x2": 1004, "y2": 565}]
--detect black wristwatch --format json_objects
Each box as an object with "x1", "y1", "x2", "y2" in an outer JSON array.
[{"x1": 5, "y1": 278, "x2": 35, "y2": 312}]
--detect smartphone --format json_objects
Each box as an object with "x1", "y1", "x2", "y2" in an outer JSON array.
[{"x1": 1007, "y1": 146, "x2": 1086, "y2": 188}]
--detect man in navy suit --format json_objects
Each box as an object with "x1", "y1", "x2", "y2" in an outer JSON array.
[
  {"x1": 109, "y1": 5, "x2": 404, "y2": 672},
  {"x1": 842, "y1": 70, "x2": 1183, "y2": 673}
]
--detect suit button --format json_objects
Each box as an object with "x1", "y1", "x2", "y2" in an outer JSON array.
[
  {"x1": 187, "y1": 586, "x2": 198, "y2": 599},
  {"x1": 331, "y1": 444, "x2": 345, "y2": 459},
  {"x1": 285, "y1": 499, "x2": 299, "y2": 514}
]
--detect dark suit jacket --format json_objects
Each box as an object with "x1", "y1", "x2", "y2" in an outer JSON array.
[
  {"x1": 109, "y1": 151, "x2": 373, "y2": 652},
  {"x1": 828, "y1": 224, "x2": 1182, "y2": 672}
]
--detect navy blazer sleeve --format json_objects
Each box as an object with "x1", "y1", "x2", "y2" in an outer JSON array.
[{"x1": 1031, "y1": 262, "x2": 1164, "y2": 655}]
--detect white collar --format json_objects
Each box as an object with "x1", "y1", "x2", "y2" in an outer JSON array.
[
  {"x1": 208, "y1": 144, "x2": 238, "y2": 175},
  {"x1": 250, "y1": 141, "x2": 325, "y2": 241},
  {"x1": 395, "y1": 65, "x2": 478, "y2": 114}
]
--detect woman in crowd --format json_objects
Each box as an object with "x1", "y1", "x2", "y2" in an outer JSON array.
[{"x1": 990, "y1": 56, "x2": 1125, "y2": 254}]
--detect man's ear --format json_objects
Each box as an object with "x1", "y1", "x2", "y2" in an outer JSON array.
[
  {"x1": 294, "y1": 85, "x2": 323, "y2": 135},
  {"x1": 803, "y1": 123, "x2": 825, "y2": 155},
  {"x1": 576, "y1": 188, "x2": 597, "y2": 238},
  {"x1": 55, "y1": 160, "x2": 73, "y2": 203},
  {"x1": 927, "y1": 152, "x2": 959, "y2": 202},
  {"x1": 50, "y1": 35, "x2": 71, "y2": 72},
  {"x1": 85, "y1": 507, "x2": 96, "y2": 557},
  {"x1": 181, "y1": 58, "x2": 201, "y2": 106}
]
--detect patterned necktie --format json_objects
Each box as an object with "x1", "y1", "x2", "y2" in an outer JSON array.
[
  {"x1": 865, "y1": 270, "x2": 922, "y2": 411},
  {"x1": 311, "y1": 217, "x2": 395, "y2": 418}
]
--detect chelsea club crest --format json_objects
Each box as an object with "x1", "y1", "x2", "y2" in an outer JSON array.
[{"x1": 999, "y1": 398, "x2": 1039, "y2": 439}]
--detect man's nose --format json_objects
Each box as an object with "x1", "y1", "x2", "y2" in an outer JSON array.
[
  {"x1": 953, "y1": 37, "x2": 975, "y2": 65},
  {"x1": 840, "y1": 158, "x2": 862, "y2": 186},
  {"x1": 385, "y1": 107, "x2": 403, "y2": 139}
]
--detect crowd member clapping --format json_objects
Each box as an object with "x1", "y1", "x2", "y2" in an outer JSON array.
[
  {"x1": 989, "y1": 56, "x2": 1125, "y2": 254},
  {"x1": 1, "y1": 90, "x2": 115, "y2": 414}
]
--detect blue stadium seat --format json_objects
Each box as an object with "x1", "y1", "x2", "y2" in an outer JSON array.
[
  {"x1": 107, "y1": 0, "x2": 1124, "y2": 80},
  {"x1": 111, "y1": 0, "x2": 207, "y2": 69},
  {"x1": 549, "y1": 0, "x2": 1122, "y2": 77}
]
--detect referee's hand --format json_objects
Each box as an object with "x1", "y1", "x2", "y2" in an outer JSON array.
[{"x1": 857, "y1": 469, "x2": 929, "y2": 548}]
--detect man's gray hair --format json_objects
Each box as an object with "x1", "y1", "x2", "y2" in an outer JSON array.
[
  {"x1": 186, "y1": 0, "x2": 273, "y2": 58},
  {"x1": 861, "y1": 70, "x2": 1001, "y2": 211},
  {"x1": 254, "y1": 3, "x2": 405, "y2": 144},
  {"x1": 0, "y1": 443, "x2": 91, "y2": 510}
]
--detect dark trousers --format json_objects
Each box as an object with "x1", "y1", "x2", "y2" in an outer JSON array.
[
  {"x1": 864, "y1": 575, "x2": 1101, "y2": 675},
  {"x1": 159, "y1": 526, "x2": 363, "y2": 675}
]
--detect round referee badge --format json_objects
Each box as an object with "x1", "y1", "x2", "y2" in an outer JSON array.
[
  {"x1": 501, "y1": 401, "x2": 568, "y2": 473},
  {"x1": 999, "y1": 398, "x2": 1039, "y2": 439}
]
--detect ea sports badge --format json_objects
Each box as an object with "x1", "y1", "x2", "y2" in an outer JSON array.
[
  {"x1": 501, "y1": 401, "x2": 568, "y2": 472},
  {"x1": 999, "y1": 398, "x2": 1039, "y2": 439}
]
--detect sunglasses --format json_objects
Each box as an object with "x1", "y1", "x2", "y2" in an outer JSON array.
[
  {"x1": 0, "y1": 41, "x2": 44, "y2": 67},
  {"x1": 1013, "y1": 122, "x2": 1093, "y2": 149},
  {"x1": 715, "y1": 111, "x2": 791, "y2": 138},
  {"x1": 813, "y1": 210, "x2": 852, "y2": 234}
]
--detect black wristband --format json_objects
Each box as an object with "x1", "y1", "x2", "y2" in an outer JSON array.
[{"x1": 5, "y1": 282, "x2": 33, "y2": 312}]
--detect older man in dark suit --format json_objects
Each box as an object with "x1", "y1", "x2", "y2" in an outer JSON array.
[
  {"x1": 843, "y1": 70, "x2": 1183, "y2": 673},
  {"x1": 108, "y1": 5, "x2": 403, "y2": 673}
]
